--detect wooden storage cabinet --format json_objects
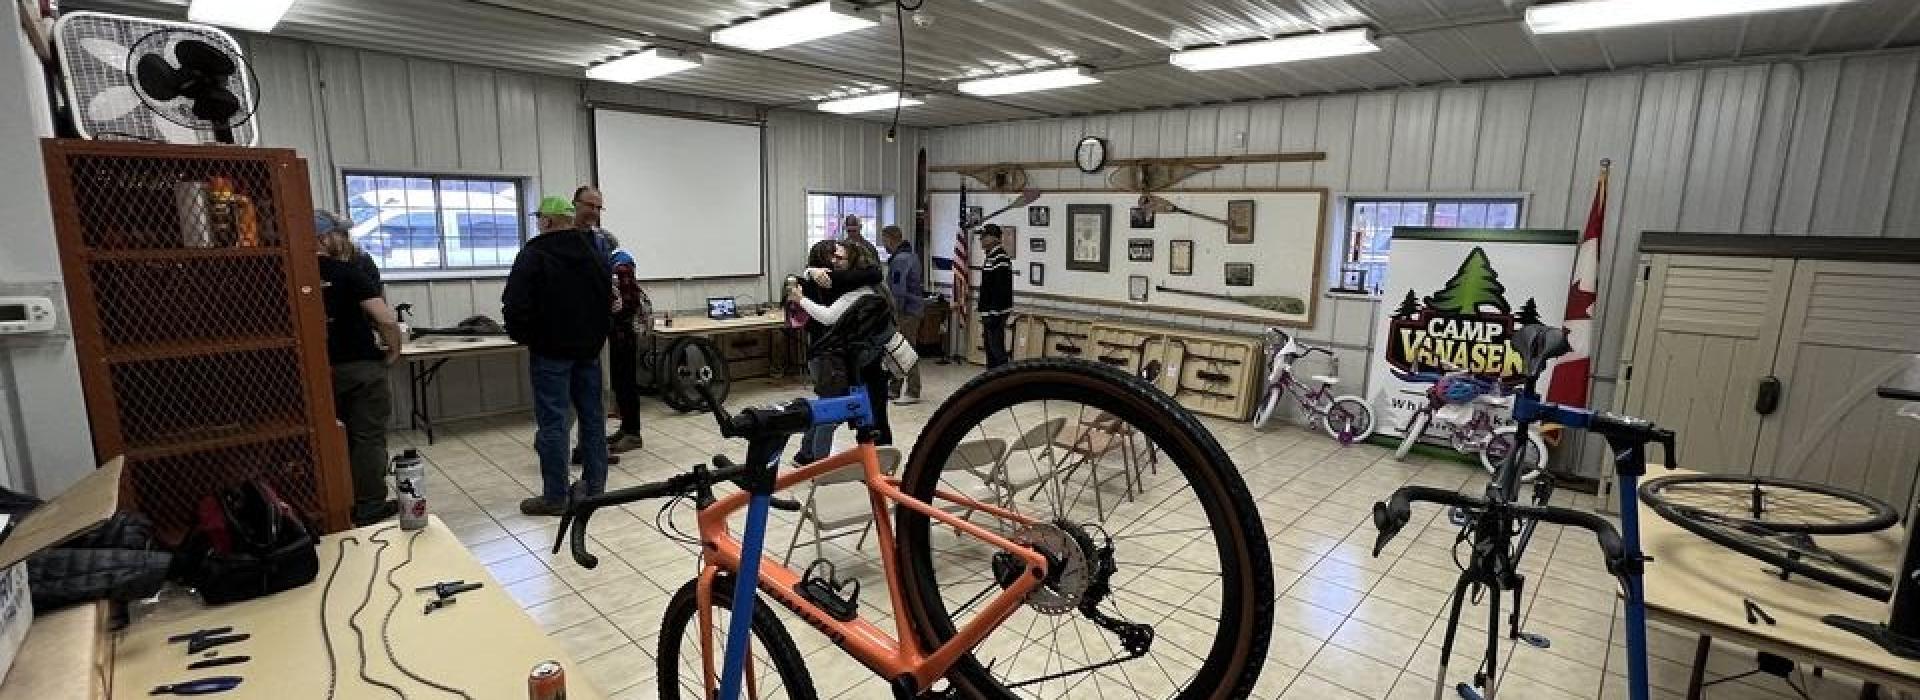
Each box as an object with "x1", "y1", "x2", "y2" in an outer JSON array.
[{"x1": 43, "y1": 140, "x2": 349, "y2": 539}]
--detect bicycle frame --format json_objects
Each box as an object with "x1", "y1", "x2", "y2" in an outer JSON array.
[
  {"x1": 1262, "y1": 331, "x2": 1337, "y2": 418},
  {"x1": 693, "y1": 397, "x2": 1052, "y2": 699}
]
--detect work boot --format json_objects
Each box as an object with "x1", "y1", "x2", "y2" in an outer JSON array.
[
  {"x1": 351, "y1": 499, "x2": 399, "y2": 527},
  {"x1": 518, "y1": 497, "x2": 567, "y2": 517},
  {"x1": 609, "y1": 433, "x2": 645, "y2": 453}
]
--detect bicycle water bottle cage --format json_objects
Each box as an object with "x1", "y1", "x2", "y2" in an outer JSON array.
[{"x1": 799, "y1": 559, "x2": 861, "y2": 622}]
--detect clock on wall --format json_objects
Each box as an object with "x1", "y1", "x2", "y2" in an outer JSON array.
[{"x1": 1075, "y1": 136, "x2": 1108, "y2": 174}]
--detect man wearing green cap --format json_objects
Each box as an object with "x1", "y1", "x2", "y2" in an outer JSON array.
[{"x1": 503, "y1": 195, "x2": 613, "y2": 515}]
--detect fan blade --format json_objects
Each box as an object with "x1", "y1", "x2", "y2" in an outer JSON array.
[
  {"x1": 190, "y1": 86, "x2": 243, "y2": 123},
  {"x1": 173, "y1": 39, "x2": 238, "y2": 78},
  {"x1": 136, "y1": 54, "x2": 182, "y2": 101},
  {"x1": 79, "y1": 38, "x2": 130, "y2": 72},
  {"x1": 85, "y1": 87, "x2": 140, "y2": 123},
  {"x1": 152, "y1": 113, "x2": 197, "y2": 144}
]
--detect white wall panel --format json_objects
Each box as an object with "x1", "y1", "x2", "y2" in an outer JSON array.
[
  {"x1": 923, "y1": 49, "x2": 1920, "y2": 477},
  {"x1": 407, "y1": 60, "x2": 459, "y2": 170}
]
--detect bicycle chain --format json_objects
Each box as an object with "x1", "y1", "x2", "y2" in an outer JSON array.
[
  {"x1": 319, "y1": 536, "x2": 359, "y2": 700},
  {"x1": 348, "y1": 526, "x2": 406, "y2": 699},
  {"x1": 374, "y1": 528, "x2": 474, "y2": 699}
]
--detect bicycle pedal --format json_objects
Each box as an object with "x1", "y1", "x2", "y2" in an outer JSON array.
[
  {"x1": 1455, "y1": 682, "x2": 1485, "y2": 700},
  {"x1": 799, "y1": 560, "x2": 860, "y2": 623},
  {"x1": 1518, "y1": 632, "x2": 1551, "y2": 648}
]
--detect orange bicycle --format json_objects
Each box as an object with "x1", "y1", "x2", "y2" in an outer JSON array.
[{"x1": 553, "y1": 359, "x2": 1274, "y2": 699}]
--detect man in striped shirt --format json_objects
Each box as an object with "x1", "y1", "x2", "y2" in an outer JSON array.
[{"x1": 976, "y1": 224, "x2": 1015, "y2": 368}]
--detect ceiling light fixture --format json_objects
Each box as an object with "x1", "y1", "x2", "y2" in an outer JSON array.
[
  {"x1": 1525, "y1": 0, "x2": 1861, "y2": 34},
  {"x1": 188, "y1": 0, "x2": 298, "y2": 32},
  {"x1": 958, "y1": 67, "x2": 1100, "y2": 96},
  {"x1": 1170, "y1": 28, "x2": 1379, "y2": 72},
  {"x1": 712, "y1": 0, "x2": 879, "y2": 52},
  {"x1": 817, "y1": 92, "x2": 922, "y2": 114},
  {"x1": 585, "y1": 48, "x2": 703, "y2": 83}
]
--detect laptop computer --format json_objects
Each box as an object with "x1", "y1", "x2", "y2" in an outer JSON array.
[{"x1": 706, "y1": 297, "x2": 739, "y2": 320}]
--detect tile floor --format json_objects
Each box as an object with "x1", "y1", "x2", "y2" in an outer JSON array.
[{"x1": 394, "y1": 362, "x2": 1877, "y2": 699}]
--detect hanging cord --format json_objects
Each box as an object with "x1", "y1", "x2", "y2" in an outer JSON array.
[
  {"x1": 348, "y1": 526, "x2": 406, "y2": 699},
  {"x1": 378, "y1": 529, "x2": 475, "y2": 699},
  {"x1": 887, "y1": 0, "x2": 924, "y2": 142}
]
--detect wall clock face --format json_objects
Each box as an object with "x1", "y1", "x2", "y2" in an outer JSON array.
[{"x1": 1075, "y1": 136, "x2": 1108, "y2": 174}]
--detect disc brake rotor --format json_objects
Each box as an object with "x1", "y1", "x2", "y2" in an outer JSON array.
[{"x1": 1000, "y1": 522, "x2": 1095, "y2": 615}]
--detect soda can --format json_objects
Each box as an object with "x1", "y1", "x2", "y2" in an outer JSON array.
[
  {"x1": 528, "y1": 660, "x2": 566, "y2": 700},
  {"x1": 393, "y1": 449, "x2": 428, "y2": 531}
]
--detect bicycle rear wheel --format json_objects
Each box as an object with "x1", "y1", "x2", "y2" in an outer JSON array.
[
  {"x1": 1641, "y1": 475, "x2": 1896, "y2": 601},
  {"x1": 656, "y1": 575, "x2": 818, "y2": 700},
  {"x1": 1319, "y1": 395, "x2": 1375, "y2": 445},
  {"x1": 896, "y1": 359, "x2": 1273, "y2": 700}
]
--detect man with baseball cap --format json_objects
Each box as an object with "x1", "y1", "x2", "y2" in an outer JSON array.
[{"x1": 503, "y1": 195, "x2": 613, "y2": 515}]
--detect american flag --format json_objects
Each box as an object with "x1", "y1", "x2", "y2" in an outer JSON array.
[{"x1": 952, "y1": 183, "x2": 971, "y2": 324}]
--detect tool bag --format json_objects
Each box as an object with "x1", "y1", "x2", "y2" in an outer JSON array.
[{"x1": 174, "y1": 480, "x2": 318, "y2": 605}]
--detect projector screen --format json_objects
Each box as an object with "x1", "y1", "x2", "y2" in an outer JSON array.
[{"x1": 592, "y1": 110, "x2": 763, "y2": 279}]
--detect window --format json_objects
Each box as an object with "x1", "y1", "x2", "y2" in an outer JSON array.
[
  {"x1": 806, "y1": 192, "x2": 882, "y2": 249},
  {"x1": 342, "y1": 173, "x2": 529, "y2": 271},
  {"x1": 1339, "y1": 197, "x2": 1523, "y2": 294}
]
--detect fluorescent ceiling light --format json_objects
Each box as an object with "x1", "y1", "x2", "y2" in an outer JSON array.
[
  {"x1": 586, "y1": 48, "x2": 703, "y2": 83},
  {"x1": 1525, "y1": 0, "x2": 1861, "y2": 34},
  {"x1": 817, "y1": 92, "x2": 922, "y2": 114},
  {"x1": 958, "y1": 67, "x2": 1100, "y2": 96},
  {"x1": 1170, "y1": 28, "x2": 1379, "y2": 72},
  {"x1": 188, "y1": 0, "x2": 298, "y2": 32},
  {"x1": 712, "y1": 1, "x2": 878, "y2": 51}
]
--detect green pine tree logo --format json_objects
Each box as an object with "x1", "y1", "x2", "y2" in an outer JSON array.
[{"x1": 1425, "y1": 247, "x2": 1511, "y2": 315}]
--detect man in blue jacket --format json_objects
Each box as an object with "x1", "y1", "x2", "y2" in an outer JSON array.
[{"x1": 880, "y1": 225, "x2": 923, "y2": 404}]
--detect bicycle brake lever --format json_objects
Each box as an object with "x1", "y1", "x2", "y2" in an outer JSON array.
[{"x1": 1370, "y1": 501, "x2": 1405, "y2": 557}]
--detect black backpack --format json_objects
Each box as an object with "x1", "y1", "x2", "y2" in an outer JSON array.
[{"x1": 175, "y1": 480, "x2": 318, "y2": 605}]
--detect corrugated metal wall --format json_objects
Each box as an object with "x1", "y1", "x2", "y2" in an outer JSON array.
[
  {"x1": 925, "y1": 50, "x2": 1920, "y2": 477},
  {"x1": 244, "y1": 36, "x2": 920, "y2": 427}
]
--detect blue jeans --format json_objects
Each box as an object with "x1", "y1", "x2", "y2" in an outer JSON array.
[{"x1": 531, "y1": 353, "x2": 608, "y2": 502}]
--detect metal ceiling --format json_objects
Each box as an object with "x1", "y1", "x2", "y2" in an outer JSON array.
[{"x1": 64, "y1": 0, "x2": 1920, "y2": 127}]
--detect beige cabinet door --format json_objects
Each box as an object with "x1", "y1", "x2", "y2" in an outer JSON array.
[
  {"x1": 1754, "y1": 261, "x2": 1920, "y2": 505},
  {"x1": 1621, "y1": 254, "x2": 1795, "y2": 474}
]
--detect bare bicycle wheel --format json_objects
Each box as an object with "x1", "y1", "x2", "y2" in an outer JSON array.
[
  {"x1": 1641, "y1": 475, "x2": 1897, "y2": 601},
  {"x1": 896, "y1": 359, "x2": 1273, "y2": 700}
]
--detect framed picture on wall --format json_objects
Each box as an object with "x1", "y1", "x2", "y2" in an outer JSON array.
[
  {"x1": 964, "y1": 205, "x2": 984, "y2": 228},
  {"x1": 1129, "y1": 206, "x2": 1155, "y2": 229},
  {"x1": 1225, "y1": 262, "x2": 1255, "y2": 287},
  {"x1": 1028, "y1": 206, "x2": 1050, "y2": 227},
  {"x1": 1127, "y1": 238, "x2": 1154, "y2": 262},
  {"x1": 1128, "y1": 275, "x2": 1150, "y2": 302},
  {"x1": 1227, "y1": 200, "x2": 1256, "y2": 244},
  {"x1": 1066, "y1": 204, "x2": 1112, "y2": 272},
  {"x1": 1169, "y1": 240, "x2": 1194, "y2": 276},
  {"x1": 1029, "y1": 238, "x2": 1046, "y2": 253},
  {"x1": 1000, "y1": 225, "x2": 1018, "y2": 259},
  {"x1": 1029, "y1": 262, "x2": 1045, "y2": 286}
]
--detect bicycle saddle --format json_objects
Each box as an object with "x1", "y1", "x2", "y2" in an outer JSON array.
[
  {"x1": 1512, "y1": 324, "x2": 1572, "y2": 377},
  {"x1": 1310, "y1": 375, "x2": 1340, "y2": 386}
]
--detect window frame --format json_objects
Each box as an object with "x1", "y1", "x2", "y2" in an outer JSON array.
[
  {"x1": 805, "y1": 190, "x2": 889, "y2": 250},
  {"x1": 337, "y1": 167, "x2": 536, "y2": 279},
  {"x1": 1331, "y1": 193, "x2": 1529, "y2": 296}
]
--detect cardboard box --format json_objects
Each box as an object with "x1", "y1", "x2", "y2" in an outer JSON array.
[{"x1": 0, "y1": 458, "x2": 124, "y2": 686}]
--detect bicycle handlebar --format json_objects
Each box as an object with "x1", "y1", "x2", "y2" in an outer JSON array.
[
  {"x1": 1371, "y1": 486, "x2": 1627, "y2": 577},
  {"x1": 553, "y1": 458, "x2": 799, "y2": 569}
]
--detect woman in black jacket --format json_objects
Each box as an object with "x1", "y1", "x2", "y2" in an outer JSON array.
[{"x1": 789, "y1": 240, "x2": 893, "y2": 463}]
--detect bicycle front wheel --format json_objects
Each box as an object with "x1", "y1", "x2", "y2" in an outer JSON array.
[
  {"x1": 1480, "y1": 426, "x2": 1546, "y2": 483},
  {"x1": 896, "y1": 359, "x2": 1273, "y2": 700},
  {"x1": 1641, "y1": 475, "x2": 1897, "y2": 601},
  {"x1": 1250, "y1": 386, "x2": 1281, "y2": 429},
  {"x1": 656, "y1": 575, "x2": 818, "y2": 700},
  {"x1": 1393, "y1": 410, "x2": 1430, "y2": 461}
]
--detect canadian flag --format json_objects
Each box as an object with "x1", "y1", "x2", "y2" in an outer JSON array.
[{"x1": 1547, "y1": 160, "x2": 1609, "y2": 408}]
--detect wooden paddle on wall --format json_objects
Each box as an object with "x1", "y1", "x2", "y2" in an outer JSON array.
[
  {"x1": 966, "y1": 188, "x2": 1042, "y2": 231},
  {"x1": 1156, "y1": 285, "x2": 1306, "y2": 315},
  {"x1": 1139, "y1": 194, "x2": 1229, "y2": 228}
]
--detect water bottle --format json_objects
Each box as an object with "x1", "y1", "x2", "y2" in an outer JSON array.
[{"x1": 393, "y1": 449, "x2": 428, "y2": 531}]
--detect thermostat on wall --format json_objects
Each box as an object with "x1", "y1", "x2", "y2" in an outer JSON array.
[{"x1": 0, "y1": 297, "x2": 55, "y2": 334}]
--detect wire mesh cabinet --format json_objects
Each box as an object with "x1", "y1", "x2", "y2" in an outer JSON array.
[{"x1": 42, "y1": 139, "x2": 350, "y2": 540}]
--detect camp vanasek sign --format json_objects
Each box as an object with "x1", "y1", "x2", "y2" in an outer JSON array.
[{"x1": 1369, "y1": 229, "x2": 1578, "y2": 438}]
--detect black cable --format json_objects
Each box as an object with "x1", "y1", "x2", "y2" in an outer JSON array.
[
  {"x1": 348, "y1": 526, "x2": 406, "y2": 699},
  {"x1": 886, "y1": 0, "x2": 916, "y2": 142},
  {"x1": 319, "y1": 536, "x2": 360, "y2": 700},
  {"x1": 378, "y1": 529, "x2": 475, "y2": 699}
]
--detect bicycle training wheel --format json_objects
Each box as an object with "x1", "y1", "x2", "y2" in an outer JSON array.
[
  {"x1": 656, "y1": 575, "x2": 818, "y2": 700},
  {"x1": 1319, "y1": 395, "x2": 1375, "y2": 445},
  {"x1": 1393, "y1": 410, "x2": 1430, "y2": 461},
  {"x1": 896, "y1": 359, "x2": 1273, "y2": 700},
  {"x1": 1641, "y1": 475, "x2": 1897, "y2": 601},
  {"x1": 1479, "y1": 426, "x2": 1546, "y2": 483}
]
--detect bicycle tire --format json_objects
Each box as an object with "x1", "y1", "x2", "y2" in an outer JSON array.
[
  {"x1": 1250, "y1": 387, "x2": 1281, "y2": 429},
  {"x1": 1640, "y1": 474, "x2": 1898, "y2": 535},
  {"x1": 895, "y1": 359, "x2": 1273, "y2": 700},
  {"x1": 659, "y1": 337, "x2": 732, "y2": 413},
  {"x1": 1479, "y1": 427, "x2": 1546, "y2": 483},
  {"x1": 1394, "y1": 411, "x2": 1430, "y2": 461},
  {"x1": 656, "y1": 575, "x2": 818, "y2": 700},
  {"x1": 1320, "y1": 395, "x2": 1375, "y2": 444},
  {"x1": 1642, "y1": 477, "x2": 1895, "y2": 601}
]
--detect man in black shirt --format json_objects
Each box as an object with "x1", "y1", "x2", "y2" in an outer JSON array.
[
  {"x1": 503, "y1": 196, "x2": 613, "y2": 516},
  {"x1": 977, "y1": 224, "x2": 1015, "y2": 368},
  {"x1": 315, "y1": 214, "x2": 405, "y2": 526}
]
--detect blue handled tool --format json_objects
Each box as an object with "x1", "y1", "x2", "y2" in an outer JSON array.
[{"x1": 150, "y1": 676, "x2": 243, "y2": 695}]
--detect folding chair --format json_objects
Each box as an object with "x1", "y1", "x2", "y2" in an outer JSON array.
[
  {"x1": 966, "y1": 417, "x2": 1068, "y2": 508},
  {"x1": 782, "y1": 447, "x2": 902, "y2": 565},
  {"x1": 1040, "y1": 411, "x2": 1144, "y2": 520}
]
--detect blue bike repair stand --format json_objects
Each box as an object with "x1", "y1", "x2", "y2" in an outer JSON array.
[
  {"x1": 1512, "y1": 397, "x2": 1653, "y2": 700},
  {"x1": 716, "y1": 390, "x2": 874, "y2": 700}
]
